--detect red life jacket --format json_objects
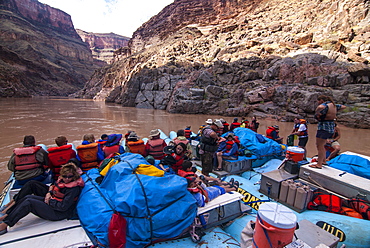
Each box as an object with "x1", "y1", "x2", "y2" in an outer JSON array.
[
  {"x1": 127, "y1": 140, "x2": 145, "y2": 155},
  {"x1": 348, "y1": 198, "x2": 370, "y2": 220},
  {"x1": 51, "y1": 177, "x2": 84, "y2": 202},
  {"x1": 225, "y1": 140, "x2": 238, "y2": 156},
  {"x1": 170, "y1": 153, "x2": 185, "y2": 172},
  {"x1": 266, "y1": 126, "x2": 276, "y2": 139},
  {"x1": 177, "y1": 169, "x2": 196, "y2": 178},
  {"x1": 103, "y1": 145, "x2": 120, "y2": 158},
  {"x1": 76, "y1": 143, "x2": 99, "y2": 171},
  {"x1": 307, "y1": 192, "x2": 342, "y2": 214},
  {"x1": 14, "y1": 146, "x2": 42, "y2": 171},
  {"x1": 47, "y1": 145, "x2": 76, "y2": 180},
  {"x1": 147, "y1": 139, "x2": 166, "y2": 159},
  {"x1": 297, "y1": 119, "x2": 308, "y2": 137},
  {"x1": 230, "y1": 122, "x2": 241, "y2": 130},
  {"x1": 184, "y1": 129, "x2": 191, "y2": 139},
  {"x1": 173, "y1": 138, "x2": 189, "y2": 146}
]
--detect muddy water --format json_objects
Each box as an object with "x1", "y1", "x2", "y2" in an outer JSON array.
[{"x1": 1, "y1": 98, "x2": 370, "y2": 184}]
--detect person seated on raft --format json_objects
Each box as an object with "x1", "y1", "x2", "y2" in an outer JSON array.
[
  {"x1": 144, "y1": 129, "x2": 167, "y2": 160},
  {"x1": 47, "y1": 136, "x2": 76, "y2": 182},
  {"x1": 158, "y1": 143, "x2": 189, "y2": 173},
  {"x1": 8, "y1": 135, "x2": 49, "y2": 189},
  {"x1": 178, "y1": 161, "x2": 228, "y2": 187},
  {"x1": 215, "y1": 133, "x2": 239, "y2": 171},
  {"x1": 266, "y1": 125, "x2": 283, "y2": 144},
  {"x1": 1, "y1": 158, "x2": 83, "y2": 214},
  {"x1": 0, "y1": 163, "x2": 85, "y2": 235},
  {"x1": 96, "y1": 134, "x2": 109, "y2": 147},
  {"x1": 76, "y1": 134, "x2": 105, "y2": 172},
  {"x1": 186, "y1": 176, "x2": 238, "y2": 207},
  {"x1": 125, "y1": 132, "x2": 146, "y2": 156},
  {"x1": 169, "y1": 129, "x2": 193, "y2": 158},
  {"x1": 102, "y1": 134, "x2": 125, "y2": 158}
]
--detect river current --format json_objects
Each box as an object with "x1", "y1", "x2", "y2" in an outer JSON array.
[{"x1": 1, "y1": 98, "x2": 370, "y2": 183}]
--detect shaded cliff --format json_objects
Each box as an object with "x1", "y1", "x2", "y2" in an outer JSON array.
[
  {"x1": 76, "y1": 29, "x2": 130, "y2": 66},
  {"x1": 75, "y1": 0, "x2": 370, "y2": 128},
  {"x1": 0, "y1": 0, "x2": 97, "y2": 97}
]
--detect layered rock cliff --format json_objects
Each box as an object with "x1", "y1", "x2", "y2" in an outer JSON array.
[
  {"x1": 0, "y1": 0, "x2": 96, "y2": 97},
  {"x1": 75, "y1": 0, "x2": 370, "y2": 128},
  {"x1": 76, "y1": 29, "x2": 130, "y2": 66}
]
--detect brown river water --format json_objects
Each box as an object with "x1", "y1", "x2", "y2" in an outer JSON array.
[{"x1": 1, "y1": 97, "x2": 370, "y2": 184}]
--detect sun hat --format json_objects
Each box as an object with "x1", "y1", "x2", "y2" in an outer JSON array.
[
  {"x1": 128, "y1": 132, "x2": 139, "y2": 140},
  {"x1": 226, "y1": 133, "x2": 234, "y2": 138},
  {"x1": 205, "y1": 119, "x2": 213, "y2": 125},
  {"x1": 213, "y1": 119, "x2": 223, "y2": 128},
  {"x1": 105, "y1": 134, "x2": 123, "y2": 147},
  {"x1": 149, "y1": 129, "x2": 160, "y2": 137},
  {"x1": 272, "y1": 125, "x2": 279, "y2": 130}
]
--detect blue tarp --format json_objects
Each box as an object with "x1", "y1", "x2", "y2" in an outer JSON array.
[
  {"x1": 327, "y1": 154, "x2": 370, "y2": 179},
  {"x1": 77, "y1": 153, "x2": 197, "y2": 248},
  {"x1": 233, "y1": 128, "x2": 284, "y2": 158}
]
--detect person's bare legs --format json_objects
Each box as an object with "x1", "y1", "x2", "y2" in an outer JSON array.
[
  {"x1": 312, "y1": 137, "x2": 327, "y2": 169},
  {"x1": 216, "y1": 152, "x2": 223, "y2": 170},
  {"x1": 327, "y1": 144, "x2": 340, "y2": 160}
]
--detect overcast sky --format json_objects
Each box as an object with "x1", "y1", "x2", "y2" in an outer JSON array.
[{"x1": 39, "y1": 0, "x2": 174, "y2": 37}]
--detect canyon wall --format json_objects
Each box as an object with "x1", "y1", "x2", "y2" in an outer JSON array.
[{"x1": 0, "y1": 0, "x2": 97, "y2": 97}]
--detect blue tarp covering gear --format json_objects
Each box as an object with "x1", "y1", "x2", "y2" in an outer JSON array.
[
  {"x1": 77, "y1": 153, "x2": 197, "y2": 248},
  {"x1": 327, "y1": 154, "x2": 370, "y2": 179},
  {"x1": 233, "y1": 128, "x2": 284, "y2": 158}
]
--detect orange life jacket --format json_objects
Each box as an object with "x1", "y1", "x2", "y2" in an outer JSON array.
[
  {"x1": 184, "y1": 129, "x2": 192, "y2": 139},
  {"x1": 47, "y1": 145, "x2": 76, "y2": 180},
  {"x1": 147, "y1": 139, "x2": 166, "y2": 159},
  {"x1": 177, "y1": 169, "x2": 196, "y2": 178},
  {"x1": 127, "y1": 140, "x2": 146, "y2": 155},
  {"x1": 103, "y1": 145, "x2": 120, "y2": 158},
  {"x1": 51, "y1": 177, "x2": 84, "y2": 202},
  {"x1": 14, "y1": 146, "x2": 42, "y2": 171},
  {"x1": 76, "y1": 143, "x2": 99, "y2": 171},
  {"x1": 266, "y1": 126, "x2": 277, "y2": 139}
]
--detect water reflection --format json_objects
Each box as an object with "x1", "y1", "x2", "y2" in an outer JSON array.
[{"x1": 1, "y1": 98, "x2": 370, "y2": 183}]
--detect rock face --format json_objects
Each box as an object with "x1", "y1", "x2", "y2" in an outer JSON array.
[
  {"x1": 0, "y1": 0, "x2": 96, "y2": 97},
  {"x1": 76, "y1": 29, "x2": 130, "y2": 66},
  {"x1": 75, "y1": 0, "x2": 370, "y2": 128}
]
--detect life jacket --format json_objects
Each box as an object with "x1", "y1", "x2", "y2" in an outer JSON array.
[
  {"x1": 177, "y1": 169, "x2": 196, "y2": 178},
  {"x1": 147, "y1": 139, "x2": 166, "y2": 159},
  {"x1": 170, "y1": 153, "x2": 185, "y2": 172},
  {"x1": 225, "y1": 140, "x2": 238, "y2": 156},
  {"x1": 293, "y1": 123, "x2": 300, "y2": 133},
  {"x1": 230, "y1": 122, "x2": 241, "y2": 131},
  {"x1": 298, "y1": 120, "x2": 308, "y2": 137},
  {"x1": 127, "y1": 140, "x2": 145, "y2": 155},
  {"x1": 315, "y1": 101, "x2": 330, "y2": 121},
  {"x1": 266, "y1": 126, "x2": 277, "y2": 139},
  {"x1": 200, "y1": 127, "x2": 218, "y2": 152},
  {"x1": 249, "y1": 120, "x2": 259, "y2": 132},
  {"x1": 76, "y1": 143, "x2": 99, "y2": 171},
  {"x1": 307, "y1": 192, "x2": 343, "y2": 214},
  {"x1": 96, "y1": 140, "x2": 107, "y2": 147},
  {"x1": 222, "y1": 123, "x2": 229, "y2": 134},
  {"x1": 47, "y1": 145, "x2": 76, "y2": 180},
  {"x1": 103, "y1": 145, "x2": 120, "y2": 157},
  {"x1": 51, "y1": 177, "x2": 84, "y2": 202},
  {"x1": 347, "y1": 198, "x2": 370, "y2": 220},
  {"x1": 13, "y1": 146, "x2": 42, "y2": 171},
  {"x1": 184, "y1": 129, "x2": 192, "y2": 139},
  {"x1": 173, "y1": 138, "x2": 189, "y2": 146}
]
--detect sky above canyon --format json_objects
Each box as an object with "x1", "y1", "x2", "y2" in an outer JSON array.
[{"x1": 39, "y1": 0, "x2": 174, "y2": 37}]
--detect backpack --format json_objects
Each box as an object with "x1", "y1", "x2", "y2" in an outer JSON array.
[
  {"x1": 347, "y1": 198, "x2": 370, "y2": 220},
  {"x1": 307, "y1": 192, "x2": 343, "y2": 214}
]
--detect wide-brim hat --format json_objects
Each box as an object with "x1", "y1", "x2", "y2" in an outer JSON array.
[
  {"x1": 105, "y1": 134, "x2": 122, "y2": 147},
  {"x1": 205, "y1": 119, "x2": 213, "y2": 124},
  {"x1": 226, "y1": 132, "x2": 234, "y2": 138},
  {"x1": 128, "y1": 132, "x2": 139, "y2": 140},
  {"x1": 149, "y1": 129, "x2": 160, "y2": 137},
  {"x1": 272, "y1": 125, "x2": 279, "y2": 130},
  {"x1": 213, "y1": 119, "x2": 223, "y2": 128}
]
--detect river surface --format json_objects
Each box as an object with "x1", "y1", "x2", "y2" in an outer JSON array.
[{"x1": 1, "y1": 98, "x2": 370, "y2": 183}]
